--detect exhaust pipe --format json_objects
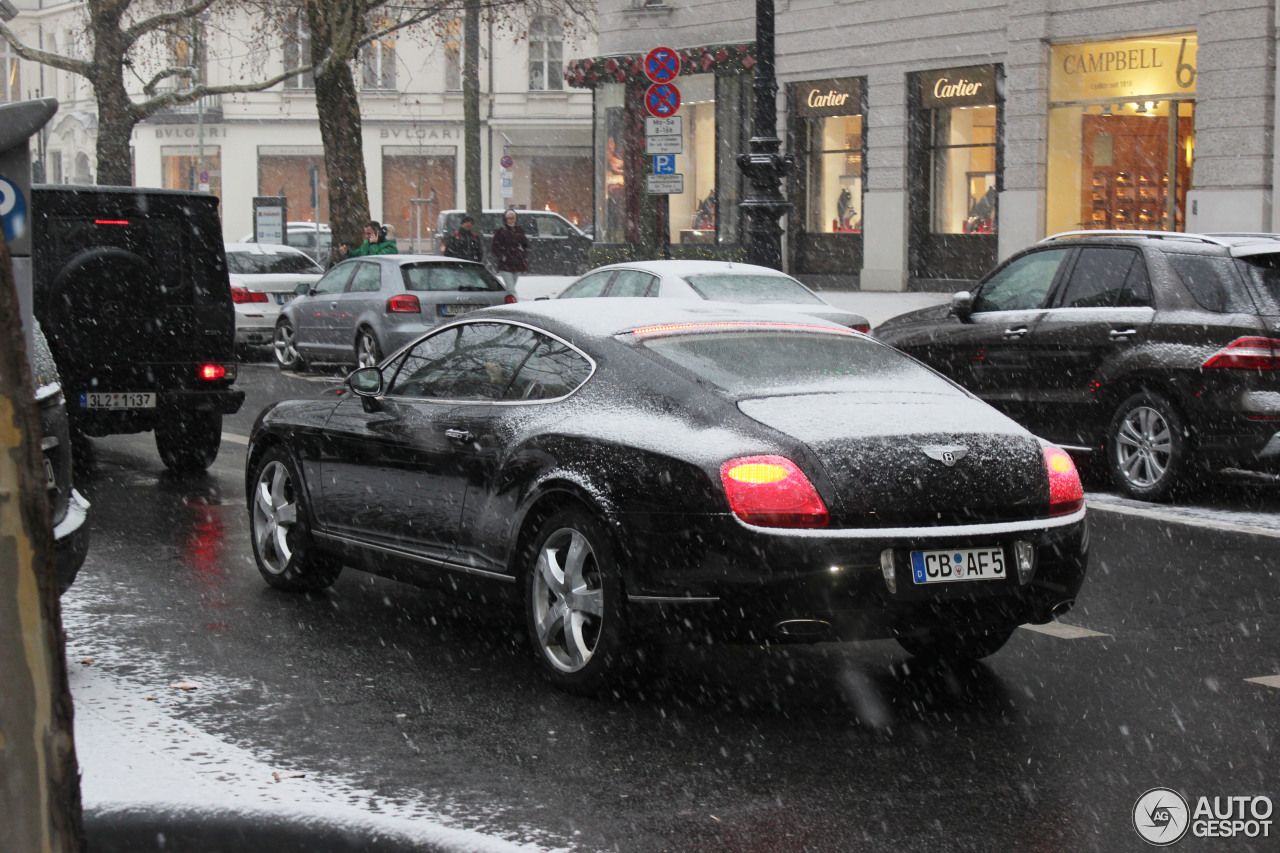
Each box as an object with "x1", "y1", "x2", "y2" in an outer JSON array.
[
  {"x1": 1031, "y1": 599, "x2": 1076, "y2": 624},
  {"x1": 774, "y1": 619, "x2": 835, "y2": 641}
]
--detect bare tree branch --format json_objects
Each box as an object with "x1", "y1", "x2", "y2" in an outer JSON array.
[
  {"x1": 125, "y1": 0, "x2": 220, "y2": 41},
  {"x1": 133, "y1": 64, "x2": 315, "y2": 120},
  {"x1": 0, "y1": 24, "x2": 93, "y2": 76},
  {"x1": 141, "y1": 66, "x2": 197, "y2": 95}
]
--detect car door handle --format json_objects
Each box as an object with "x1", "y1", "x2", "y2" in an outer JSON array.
[
  {"x1": 1109, "y1": 328, "x2": 1137, "y2": 339},
  {"x1": 1003, "y1": 327, "x2": 1029, "y2": 339},
  {"x1": 445, "y1": 428, "x2": 474, "y2": 444},
  {"x1": 330, "y1": 302, "x2": 339, "y2": 309}
]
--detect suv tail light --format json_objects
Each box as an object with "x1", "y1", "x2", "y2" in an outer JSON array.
[
  {"x1": 505, "y1": 294, "x2": 518, "y2": 304},
  {"x1": 197, "y1": 363, "x2": 235, "y2": 382},
  {"x1": 1044, "y1": 446, "x2": 1084, "y2": 516},
  {"x1": 386, "y1": 294, "x2": 421, "y2": 313},
  {"x1": 1201, "y1": 337, "x2": 1280, "y2": 370},
  {"x1": 720, "y1": 455, "x2": 829, "y2": 528},
  {"x1": 230, "y1": 286, "x2": 268, "y2": 304}
]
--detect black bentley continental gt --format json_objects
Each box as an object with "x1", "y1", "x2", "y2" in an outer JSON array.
[{"x1": 245, "y1": 299, "x2": 1089, "y2": 694}]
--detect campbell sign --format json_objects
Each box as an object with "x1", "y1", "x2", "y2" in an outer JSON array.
[
  {"x1": 793, "y1": 77, "x2": 863, "y2": 117},
  {"x1": 1050, "y1": 34, "x2": 1197, "y2": 102},
  {"x1": 920, "y1": 65, "x2": 997, "y2": 109}
]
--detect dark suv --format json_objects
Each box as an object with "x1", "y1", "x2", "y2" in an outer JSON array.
[
  {"x1": 31, "y1": 186, "x2": 243, "y2": 472},
  {"x1": 875, "y1": 230, "x2": 1280, "y2": 500}
]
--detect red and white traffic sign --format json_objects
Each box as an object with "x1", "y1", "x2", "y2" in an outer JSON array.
[
  {"x1": 644, "y1": 47, "x2": 681, "y2": 84},
  {"x1": 645, "y1": 83, "x2": 681, "y2": 118},
  {"x1": 500, "y1": 154, "x2": 514, "y2": 169}
]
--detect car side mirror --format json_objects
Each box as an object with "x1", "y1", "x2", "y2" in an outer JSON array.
[
  {"x1": 348, "y1": 367, "x2": 384, "y2": 397},
  {"x1": 295, "y1": 282, "x2": 313, "y2": 297},
  {"x1": 950, "y1": 291, "x2": 973, "y2": 322}
]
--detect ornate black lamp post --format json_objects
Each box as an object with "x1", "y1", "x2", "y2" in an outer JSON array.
[{"x1": 738, "y1": 0, "x2": 793, "y2": 270}]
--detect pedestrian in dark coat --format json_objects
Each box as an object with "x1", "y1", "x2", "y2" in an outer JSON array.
[
  {"x1": 491, "y1": 209, "x2": 530, "y2": 290},
  {"x1": 443, "y1": 215, "x2": 484, "y2": 263}
]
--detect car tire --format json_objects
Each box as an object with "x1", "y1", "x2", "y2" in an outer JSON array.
[
  {"x1": 524, "y1": 506, "x2": 628, "y2": 695},
  {"x1": 896, "y1": 624, "x2": 1015, "y2": 662},
  {"x1": 1106, "y1": 390, "x2": 1188, "y2": 501},
  {"x1": 155, "y1": 411, "x2": 221, "y2": 473},
  {"x1": 249, "y1": 446, "x2": 342, "y2": 592},
  {"x1": 273, "y1": 320, "x2": 306, "y2": 371},
  {"x1": 355, "y1": 328, "x2": 382, "y2": 369}
]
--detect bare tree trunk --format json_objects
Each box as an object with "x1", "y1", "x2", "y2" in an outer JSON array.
[
  {"x1": 308, "y1": 2, "x2": 370, "y2": 258},
  {"x1": 0, "y1": 237, "x2": 84, "y2": 852},
  {"x1": 462, "y1": 0, "x2": 481, "y2": 221},
  {"x1": 88, "y1": 1, "x2": 136, "y2": 185}
]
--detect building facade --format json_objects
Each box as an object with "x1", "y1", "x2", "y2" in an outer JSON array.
[
  {"x1": 586, "y1": 0, "x2": 1276, "y2": 291},
  {"x1": 4, "y1": 1, "x2": 596, "y2": 249}
]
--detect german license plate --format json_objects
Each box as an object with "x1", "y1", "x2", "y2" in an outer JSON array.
[
  {"x1": 79, "y1": 391, "x2": 157, "y2": 409},
  {"x1": 440, "y1": 303, "x2": 481, "y2": 317},
  {"x1": 910, "y1": 547, "x2": 1006, "y2": 585},
  {"x1": 275, "y1": 293, "x2": 294, "y2": 305}
]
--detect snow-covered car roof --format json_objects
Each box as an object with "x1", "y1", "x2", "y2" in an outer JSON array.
[{"x1": 225, "y1": 241, "x2": 319, "y2": 256}]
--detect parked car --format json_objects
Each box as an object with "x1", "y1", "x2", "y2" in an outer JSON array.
[
  {"x1": 32, "y1": 185, "x2": 243, "y2": 473},
  {"x1": 225, "y1": 242, "x2": 325, "y2": 353},
  {"x1": 434, "y1": 209, "x2": 591, "y2": 275},
  {"x1": 557, "y1": 260, "x2": 872, "y2": 332},
  {"x1": 29, "y1": 320, "x2": 90, "y2": 594},
  {"x1": 237, "y1": 222, "x2": 332, "y2": 265},
  {"x1": 245, "y1": 299, "x2": 1088, "y2": 694},
  {"x1": 875, "y1": 230, "x2": 1280, "y2": 500},
  {"x1": 272, "y1": 254, "x2": 516, "y2": 371}
]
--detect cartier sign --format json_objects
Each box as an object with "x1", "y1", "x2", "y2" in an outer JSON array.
[
  {"x1": 793, "y1": 77, "x2": 863, "y2": 117},
  {"x1": 920, "y1": 65, "x2": 997, "y2": 109}
]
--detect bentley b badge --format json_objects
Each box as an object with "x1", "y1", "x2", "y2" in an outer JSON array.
[{"x1": 922, "y1": 445, "x2": 968, "y2": 467}]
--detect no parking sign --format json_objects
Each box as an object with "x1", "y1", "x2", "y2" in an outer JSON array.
[{"x1": 0, "y1": 175, "x2": 27, "y2": 242}]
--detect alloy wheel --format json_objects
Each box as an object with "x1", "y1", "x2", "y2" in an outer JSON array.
[
  {"x1": 274, "y1": 323, "x2": 299, "y2": 369},
  {"x1": 252, "y1": 460, "x2": 297, "y2": 575},
  {"x1": 1114, "y1": 404, "x2": 1172, "y2": 489},
  {"x1": 531, "y1": 526, "x2": 605, "y2": 673}
]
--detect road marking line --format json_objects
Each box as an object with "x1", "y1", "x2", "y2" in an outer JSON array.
[
  {"x1": 222, "y1": 432, "x2": 249, "y2": 446},
  {"x1": 1086, "y1": 498, "x2": 1280, "y2": 540},
  {"x1": 1246, "y1": 675, "x2": 1280, "y2": 689},
  {"x1": 1020, "y1": 622, "x2": 1110, "y2": 639}
]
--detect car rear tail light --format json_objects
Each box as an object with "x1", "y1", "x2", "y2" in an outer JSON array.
[
  {"x1": 852, "y1": 322, "x2": 870, "y2": 333},
  {"x1": 1201, "y1": 337, "x2": 1280, "y2": 370},
  {"x1": 504, "y1": 294, "x2": 518, "y2": 304},
  {"x1": 386, "y1": 293, "x2": 421, "y2": 313},
  {"x1": 720, "y1": 455, "x2": 829, "y2": 528},
  {"x1": 198, "y1": 363, "x2": 234, "y2": 382},
  {"x1": 1043, "y1": 446, "x2": 1084, "y2": 517},
  {"x1": 230, "y1": 286, "x2": 268, "y2": 304}
]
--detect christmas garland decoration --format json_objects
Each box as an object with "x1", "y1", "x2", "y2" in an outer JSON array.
[{"x1": 565, "y1": 44, "x2": 757, "y2": 88}]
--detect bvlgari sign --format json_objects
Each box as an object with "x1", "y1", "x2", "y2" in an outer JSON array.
[
  {"x1": 920, "y1": 66, "x2": 997, "y2": 109},
  {"x1": 793, "y1": 77, "x2": 863, "y2": 117}
]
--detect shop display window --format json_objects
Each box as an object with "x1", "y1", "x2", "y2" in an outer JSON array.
[
  {"x1": 162, "y1": 147, "x2": 221, "y2": 200},
  {"x1": 593, "y1": 83, "x2": 626, "y2": 244},
  {"x1": 806, "y1": 115, "x2": 863, "y2": 233},
  {"x1": 928, "y1": 105, "x2": 997, "y2": 235},
  {"x1": 383, "y1": 150, "x2": 454, "y2": 252},
  {"x1": 259, "y1": 151, "x2": 329, "y2": 225}
]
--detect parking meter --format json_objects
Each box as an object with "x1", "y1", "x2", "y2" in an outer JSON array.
[{"x1": 0, "y1": 98, "x2": 59, "y2": 354}]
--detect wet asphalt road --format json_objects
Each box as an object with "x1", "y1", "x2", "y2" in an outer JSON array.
[{"x1": 63, "y1": 362, "x2": 1280, "y2": 852}]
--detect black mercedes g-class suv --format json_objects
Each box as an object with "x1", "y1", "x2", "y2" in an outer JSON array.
[{"x1": 31, "y1": 185, "x2": 243, "y2": 472}]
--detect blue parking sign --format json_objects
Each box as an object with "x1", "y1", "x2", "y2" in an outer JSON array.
[
  {"x1": 0, "y1": 175, "x2": 27, "y2": 242},
  {"x1": 653, "y1": 154, "x2": 676, "y2": 175}
]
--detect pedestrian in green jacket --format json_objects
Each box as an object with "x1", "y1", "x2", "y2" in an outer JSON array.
[{"x1": 341, "y1": 221, "x2": 399, "y2": 257}]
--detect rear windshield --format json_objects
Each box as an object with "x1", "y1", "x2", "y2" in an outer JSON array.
[
  {"x1": 641, "y1": 331, "x2": 957, "y2": 396},
  {"x1": 1235, "y1": 254, "x2": 1280, "y2": 315},
  {"x1": 401, "y1": 262, "x2": 505, "y2": 292},
  {"x1": 1164, "y1": 253, "x2": 1257, "y2": 313},
  {"x1": 683, "y1": 274, "x2": 824, "y2": 305},
  {"x1": 227, "y1": 251, "x2": 322, "y2": 275}
]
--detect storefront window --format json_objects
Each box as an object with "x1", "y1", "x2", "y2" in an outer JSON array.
[
  {"x1": 383, "y1": 148, "x2": 455, "y2": 252},
  {"x1": 669, "y1": 74, "x2": 716, "y2": 245},
  {"x1": 161, "y1": 147, "x2": 222, "y2": 200},
  {"x1": 531, "y1": 155, "x2": 592, "y2": 227},
  {"x1": 1046, "y1": 35, "x2": 1197, "y2": 233},
  {"x1": 808, "y1": 115, "x2": 863, "y2": 232},
  {"x1": 929, "y1": 106, "x2": 996, "y2": 234},
  {"x1": 259, "y1": 148, "x2": 329, "y2": 224}
]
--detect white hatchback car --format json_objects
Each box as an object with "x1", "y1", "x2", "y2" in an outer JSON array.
[
  {"x1": 556, "y1": 260, "x2": 872, "y2": 331},
  {"x1": 225, "y1": 242, "x2": 325, "y2": 350}
]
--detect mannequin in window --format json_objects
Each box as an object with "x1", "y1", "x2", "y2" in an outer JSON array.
[
  {"x1": 691, "y1": 191, "x2": 716, "y2": 230},
  {"x1": 965, "y1": 187, "x2": 997, "y2": 234}
]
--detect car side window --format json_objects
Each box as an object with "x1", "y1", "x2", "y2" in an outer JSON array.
[
  {"x1": 560, "y1": 271, "x2": 614, "y2": 298},
  {"x1": 314, "y1": 264, "x2": 354, "y2": 295},
  {"x1": 1058, "y1": 248, "x2": 1142, "y2": 308},
  {"x1": 387, "y1": 322, "x2": 541, "y2": 401},
  {"x1": 503, "y1": 334, "x2": 593, "y2": 401},
  {"x1": 972, "y1": 248, "x2": 1069, "y2": 313},
  {"x1": 1166, "y1": 253, "x2": 1256, "y2": 313},
  {"x1": 609, "y1": 271, "x2": 657, "y2": 297},
  {"x1": 517, "y1": 215, "x2": 540, "y2": 237},
  {"x1": 1116, "y1": 254, "x2": 1153, "y2": 307},
  {"x1": 348, "y1": 263, "x2": 382, "y2": 293},
  {"x1": 538, "y1": 216, "x2": 572, "y2": 237}
]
